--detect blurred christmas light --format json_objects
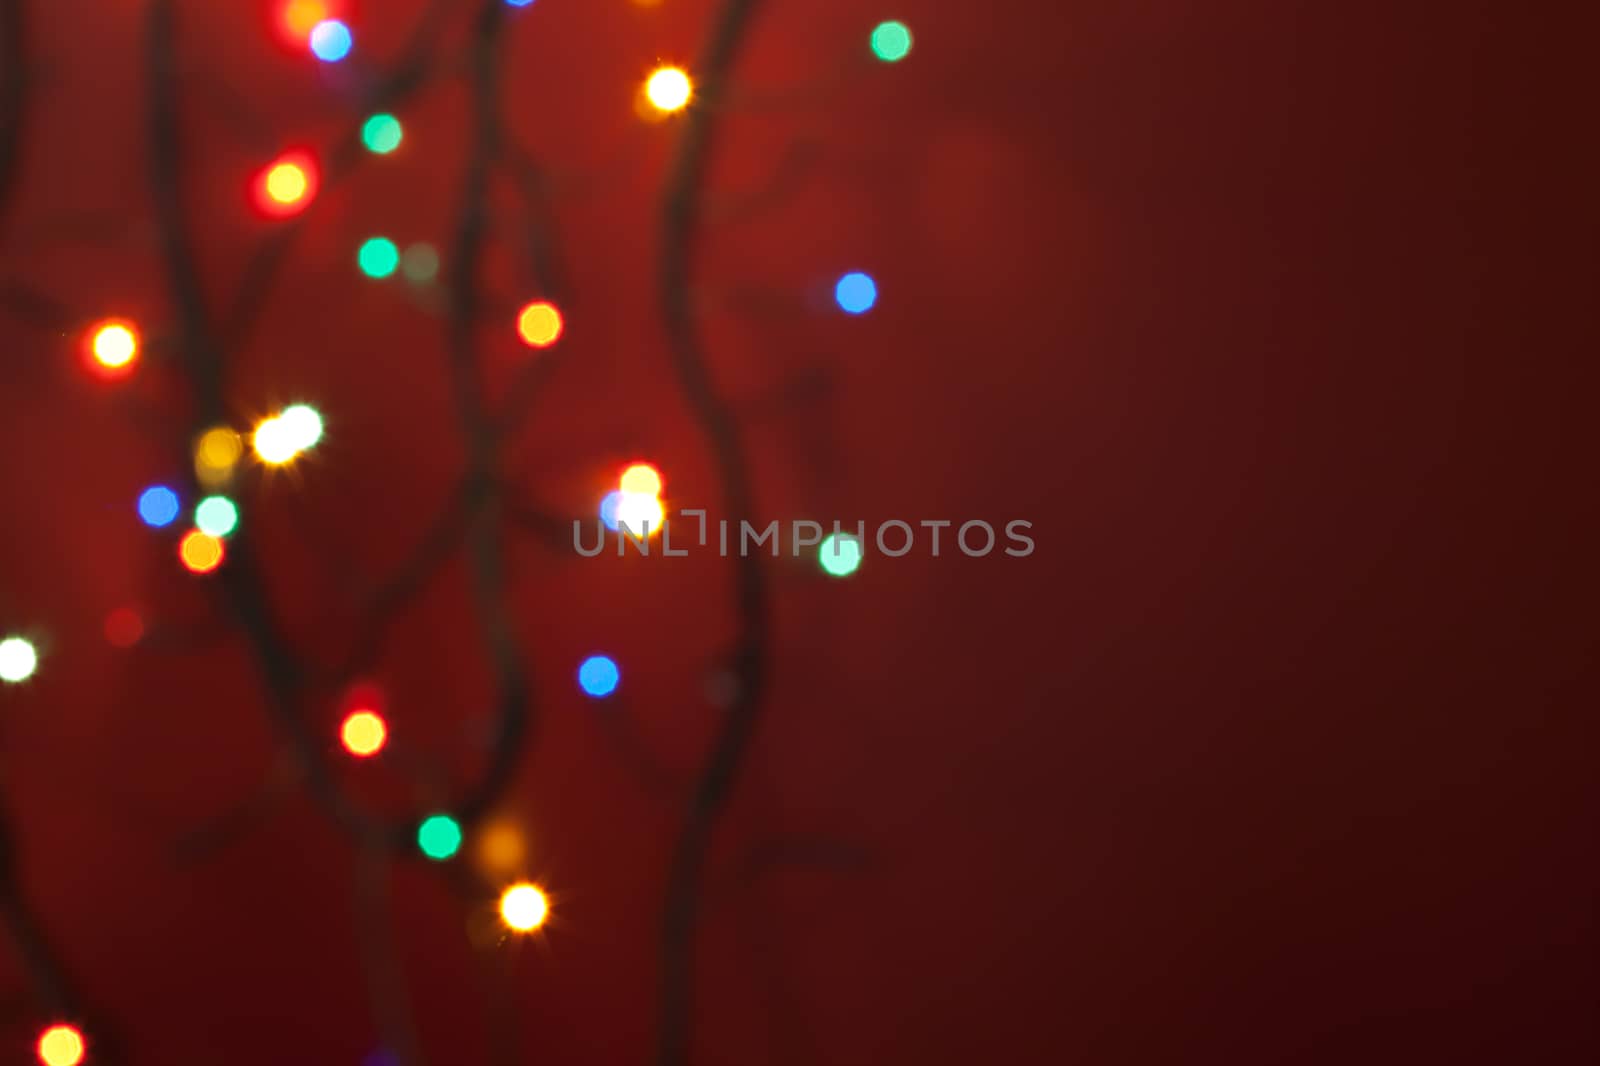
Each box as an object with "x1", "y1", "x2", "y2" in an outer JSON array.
[
  {"x1": 516, "y1": 300, "x2": 564, "y2": 348},
  {"x1": 252, "y1": 417, "x2": 297, "y2": 464},
  {"x1": 254, "y1": 153, "x2": 317, "y2": 218},
  {"x1": 104, "y1": 607, "x2": 144, "y2": 649},
  {"x1": 282, "y1": 0, "x2": 329, "y2": 40},
  {"x1": 599, "y1": 490, "x2": 624, "y2": 531},
  {"x1": 195, "y1": 426, "x2": 243, "y2": 486},
  {"x1": 179, "y1": 531, "x2": 225, "y2": 574},
  {"x1": 619, "y1": 463, "x2": 662, "y2": 497},
  {"x1": 87, "y1": 319, "x2": 139, "y2": 376},
  {"x1": 499, "y1": 883, "x2": 549, "y2": 931},
  {"x1": 309, "y1": 19, "x2": 353, "y2": 62},
  {"x1": 194, "y1": 495, "x2": 239, "y2": 538},
  {"x1": 35, "y1": 1024, "x2": 85, "y2": 1066},
  {"x1": 870, "y1": 20, "x2": 914, "y2": 62},
  {"x1": 340, "y1": 710, "x2": 387, "y2": 757},
  {"x1": 819, "y1": 532, "x2": 863, "y2": 577},
  {"x1": 418, "y1": 814, "x2": 462, "y2": 861},
  {"x1": 578, "y1": 655, "x2": 620, "y2": 698},
  {"x1": 475, "y1": 820, "x2": 527, "y2": 877},
  {"x1": 616, "y1": 492, "x2": 665, "y2": 538},
  {"x1": 362, "y1": 113, "x2": 403, "y2": 154},
  {"x1": 402, "y1": 242, "x2": 439, "y2": 283},
  {"x1": 137, "y1": 485, "x2": 181, "y2": 528},
  {"x1": 834, "y1": 271, "x2": 878, "y2": 314},
  {"x1": 645, "y1": 66, "x2": 693, "y2": 112},
  {"x1": 505, "y1": 0, "x2": 537, "y2": 7},
  {"x1": 279, "y1": 403, "x2": 325, "y2": 452},
  {"x1": 0, "y1": 637, "x2": 38, "y2": 684},
  {"x1": 359, "y1": 237, "x2": 400, "y2": 279}
]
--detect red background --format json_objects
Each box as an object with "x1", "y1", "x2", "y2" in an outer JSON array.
[{"x1": 0, "y1": 0, "x2": 1592, "y2": 1063}]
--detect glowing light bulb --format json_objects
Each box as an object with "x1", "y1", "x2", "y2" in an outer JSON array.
[
  {"x1": 871, "y1": 21, "x2": 914, "y2": 62},
  {"x1": 179, "y1": 530, "x2": 225, "y2": 574},
  {"x1": 645, "y1": 66, "x2": 693, "y2": 112},
  {"x1": 137, "y1": 485, "x2": 181, "y2": 528},
  {"x1": 362, "y1": 113, "x2": 403, "y2": 154},
  {"x1": 359, "y1": 237, "x2": 399, "y2": 278},
  {"x1": 341, "y1": 710, "x2": 387, "y2": 757},
  {"x1": 578, "y1": 655, "x2": 620, "y2": 698},
  {"x1": 194, "y1": 495, "x2": 239, "y2": 538},
  {"x1": 619, "y1": 463, "x2": 662, "y2": 497},
  {"x1": 499, "y1": 883, "x2": 549, "y2": 931},
  {"x1": 252, "y1": 417, "x2": 298, "y2": 464},
  {"x1": 310, "y1": 19, "x2": 353, "y2": 62},
  {"x1": 87, "y1": 320, "x2": 139, "y2": 376},
  {"x1": 516, "y1": 301, "x2": 564, "y2": 348},
  {"x1": 835, "y1": 272, "x2": 878, "y2": 314},
  {"x1": 282, "y1": 1, "x2": 328, "y2": 40},
  {"x1": 36, "y1": 1024, "x2": 86, "y2": 1066},
  {"x1": 418, "y1": 814, "x2": 463, "y2": 861},
  {"x1": 194, "y1": 426, "x2": 243, "y2": 486},
  {"x1": 254, "y1": 153, "x2": 317, "y2": 218},
  {"x1": 279, "y1": 403, "x2": 324, "y2": 452},
  {"x1": 819, "y1": 533, "x2": 863, "y2": 577},
  {"x1": 616, "y1": 492, "x2": 665, "y2": 538},
  {"x1": 0, "y1": 637, "x2": 39, "y2": 683}
]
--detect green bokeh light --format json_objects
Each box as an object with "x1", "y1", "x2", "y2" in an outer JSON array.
[
  {"x1": 402, "y1": 242, "x2": 439, "y2": 283},
  {"x1": 194, "y1": 496, "x2": 239, "y2": 538},
  {"x1": 870, "y1": 21, "x2": 913, "y2": 62},
  {"x1": 358, "y1": 237, "x2": 400, "y2": 279},
  {"x1": 818, "y1": 533, "x2": 863, "y2": 577},
  {"x1": 417, "y1": 814, "x2": 462, "y2": 861},
  {"x1": 362, "y1": 113, "x2": 403, "y2": 155}
]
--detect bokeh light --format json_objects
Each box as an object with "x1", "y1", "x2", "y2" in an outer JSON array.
[
  {"x1": 418, "y1": 814, "x2": 463, "y2": 861},
  {"x1": 505, "y1": 0, "x2": 537, "y2": 7},
  {"x1": 255, "y1": 153, "x2": 317, "y2": 218},
  {"x1": 104, "y1": 607, "x2": 145, "y2": 649},
  {"x1": 834, "y1": 271, "x2": 878, "y2": 314},
  {"x1": 819, "y1": 532, "x2": 863, "y2": 577},
  {"x1": 195, "y1": 496, "x2": 239, "y2": 538},
  {"x1": 599, "y1": 490, "x2": 624, "y2": 531},
  {"x1": 475, "y1": 820, "x2": 527, "y2": 877},
  {"x1": 402, "y1": 243, "x2": 439, "y2": 283},
  {"x1": 279, "y1": 403, "x2": 324, "y2": 452},
  {"x1": 578, "y1": 655, "x2": 620, "y2": 698},
  {"x1": 282, "y1": 1, "x2": 328, "y2": 40},
  {"x1": 871, "y1": 21, "x2": 914, "y2": 62},
  {"x1": 619, "y1": 463, "x2": 662, "y2": 497},
  {"x1": 309, "y1": 19, "x2": 353, "y2": 62},
  {"x1": 88, "y1": 320, "x2": 139, "y2": 375},
  {"x1": 36, "y1": 1024, "x2": 85, "y2": 1066},
  {"x1": 195, "y1": 426, "x2": 243, "y2": 485},
  {"x1": 179, "y1": 530, "x2": 225, "y2": 574},
  {"x1": 616, "y1": 492, "x2": 666, "y2": 538},
  {"x1": 252, "y1": 416, "x2": 302, "y2": 464},
  {"x1": 499, "y1": 883, "x2": 549, "y2": 931},
  {"x1": 0, "y1": 637, "x2": 38, "y2": 684},
  {"x1": 359, "y1": 237, "x2": 400, "y2": 278},
  {"x1": 645, "y1": 66, "x2": 693, "y2": 112},
  {"x1": 341, "y1": 710, "x2": 388, "y2": 757},
  {"x1": 516, "y1": 301, "x2": 564, "y2": 348},
  {"x1": 137, "y1": 485, "x2": 180, "y2": 528},
  {"x1": 362, "y1": 113, "x2": 403, "y2": 154}
]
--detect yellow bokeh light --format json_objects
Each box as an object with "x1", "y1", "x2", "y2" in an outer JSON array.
[
  {"x1": 499, "y1": 883, "x2": 549, "y2": 932},
  {"x1": 37, "y1": 1025, "x2": 86, "y2": 1066},
  {"x1": 253, "y1": 416, "x2": 299, "y2": 464},
  {"x1": 179, "y1": 530, "x2": 225, "y2": 574},
  {"x1": 475, "y1": 820, "x2": 527, "y2": 877},
  {"x1": 91, "y1": 322, "x2": 138, "y2": 369},
  {"x1": 283, "y1": 1, "x2": 329, "y2": 39},
  {"x1": 195, "y1": 426, "x2": 243, "y2": 484},
  {"x1": 619, "y1": 463, "x2": 662, "y2": 497},
  {"x1": 340, "y1": 710, "x2": 387, "y2": 757},
  {"x1": 516, "y1": 301, "x2": 564, "y2": 348},
  {"x1": 617, "y1": 491, "x2": 666, "y2": 538},
  {"x1": 645, "y1": 66, "x2": 693, "y2": 112},
  {"x1": 265, "y1": 162, "x2": 309, "y2": 205}
]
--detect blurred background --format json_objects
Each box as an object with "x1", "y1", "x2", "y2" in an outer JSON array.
[{"x1": 0, "y1": 1, "x2": 1592, "y2": 1064}]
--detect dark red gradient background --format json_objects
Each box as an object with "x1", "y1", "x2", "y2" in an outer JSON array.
[{"x1": 0, "y1": 1, "x2": 1592, "y2": 1063}]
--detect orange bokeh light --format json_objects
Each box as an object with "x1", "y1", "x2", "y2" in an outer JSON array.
[
  {"x1": 36, "y1": 1024, "x2": 86, "y2": 1066},
  {"x1": 253, "y1": 153, "x2": 318, "y2": 218},
  {"x1": 341, "y1": 710, "x2": 388, "y2": 757},
  {"x1": 619, "y1": 463, "x2": 662, "y2": 497},
  {"x1": 516, "y1": 301, "x2": 564, "y2": 348},
  {"x1": 178, "y1": 530, "x2": 225, "y2": 574},
  {"x1": 282, "y1": 1, "x2": 329, "y2": 40}
]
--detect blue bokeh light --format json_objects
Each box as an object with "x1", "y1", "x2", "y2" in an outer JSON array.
[
  {"x1": 834, "y1": 271, "x2": 878, "y2": 314},
  {"x1": 137, "y1": 485, "x2": 180, "y2": 528},
  {"x1": 578, "y1": 655, "x2": 620, "y2": 698},
  {"x1": 599, "y1": 490, "x2": 624, "y2": 532},
  {"x1": 310, "y1": 20, "x2": 353, "y2": 63},
  {"x1": 505, "y1": 0, "x2": 537, "y2": 7}
]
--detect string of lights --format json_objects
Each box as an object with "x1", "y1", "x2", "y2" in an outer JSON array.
[{"x1": 0, "y1": 1, "x2": 913, "y2": 1062}]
